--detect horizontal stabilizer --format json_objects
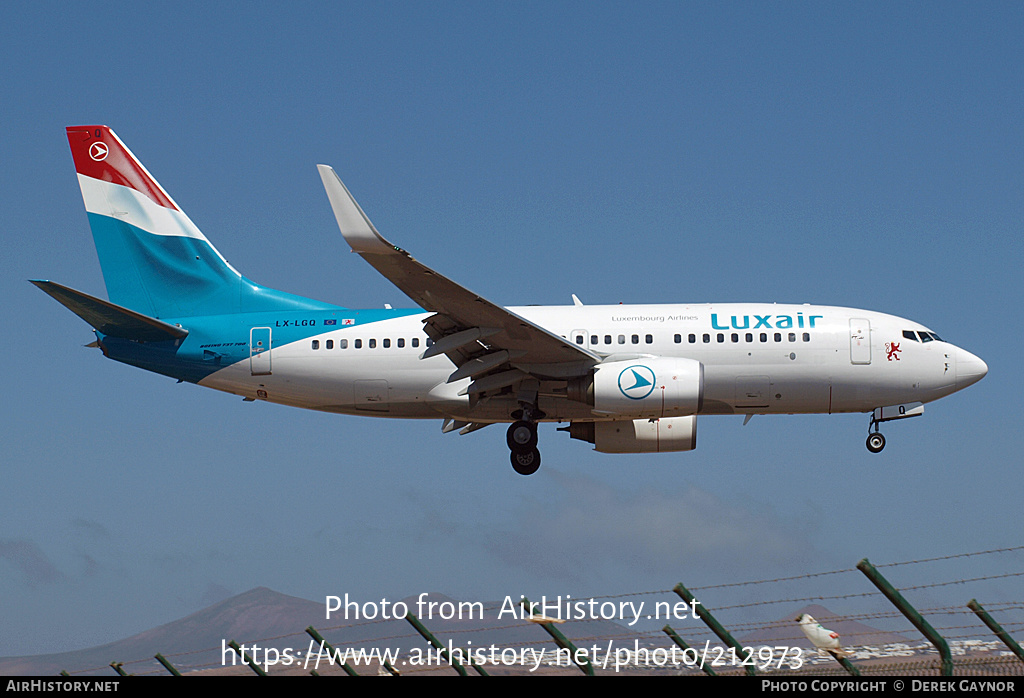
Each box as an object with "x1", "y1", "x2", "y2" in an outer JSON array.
[{"x1": 31, "y1": 280, "x2": 188, "y2": 342}]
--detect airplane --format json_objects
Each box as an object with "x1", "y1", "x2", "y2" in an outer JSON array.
[{"x1": 34, "y1": 126, "x2": 988, "y2": 475}]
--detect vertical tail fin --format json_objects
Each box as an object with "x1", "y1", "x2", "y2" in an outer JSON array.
[{"x1": 67, "y1": 126, "x2": 336, "y2": 318}]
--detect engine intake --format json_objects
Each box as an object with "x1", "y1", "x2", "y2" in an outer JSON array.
[{"x1": 575, "y1": 357, "x2": 704, "y2": 419}]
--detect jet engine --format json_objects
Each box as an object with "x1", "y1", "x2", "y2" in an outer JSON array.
[
  {"x1": 565, "y1": 416, "x2": 698, "y2": 453},
  {"x1": 567, "y1": 357, "x2": 704, "y2": 419}
]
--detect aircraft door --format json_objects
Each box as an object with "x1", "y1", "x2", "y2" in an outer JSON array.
[
  {"x1": 850, "y1": 318, "x2": 871, "y2": 365},
  {"x1": 250, "y1": 327, "x2": 272, "y2": 375}
]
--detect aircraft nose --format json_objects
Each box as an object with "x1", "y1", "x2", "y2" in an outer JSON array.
[{"x1": 956, "y1": 348, "x2": 988, "y2": 390}]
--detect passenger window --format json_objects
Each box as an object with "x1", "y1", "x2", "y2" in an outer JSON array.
[
  {"x1": 688, "y1": 334, "x2": 696, "y2": 343},
  {"x1": 674, "y1": 334, "x2": 682, "y2": 344},
  {"x1": 631, "y1": 334, "x2": 639, "y2": 344},
  {"x1": 789, "y1": 333, "x2": 796, "y2": 342},
  {"x1": 312, "y1": 340, "x2": 320, "y2": 350},
  {"x1": 425, "y1": 338, "x2": 433, "y2": 346},
  {"x1": 412, "y1": 338, "x2": 420, "y2": 348},
  {"x1": 383, "y1": 338, "x2": 391, "y2": 348},
  {"x1": 731, "y1": 333, "x2": 739, "y2": 343},
  {"x1": 340, "y1": 339, "x2": 348, "y2": 349},
  {"x1": 717, "y1": 334, "x2": 725, "y2": 343},
  {"x1": 618, "y1": 335, "x2": 625, "y2": 344},
  {"x1": 576, "y1": 335, "x2": 584, "y2": 345},
  {"x1": 369, "y1": 338, "x2": 377, "y2": 348},
  {"x1": 703, "y1": 334, "x2": 710, "y2": 343},
  {"x1": 760, "y1": 333, "x2": 768, "y2": 342},
  {"x1": 774, "y1": 333, "x2": 782, "y2": 342},
  {"x1": 605, "y1": 335, "x2": 612, "y2": 345},
  {"x1": 397, "y1": 338, "x2": 405, "y2": 348},
  {"x1": 591, "y1": 335, "x2": 598, "y2": 345},
  {"x1": 745, "y1": 333, "x2": 753, "y2": 342},
  {"x1": 802, "y1": 333, "x2": 810, "y2": 342},
  {"x1": 355, "y1": 339, "x2": 362, "y2": 349},
  {"x1": 326, "y1": 339, "x2": 334, "y2": 349},
  {"x1": 645, "y1": 334, "x2": 653, "y2": 344}
]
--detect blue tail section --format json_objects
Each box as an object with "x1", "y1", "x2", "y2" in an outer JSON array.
[{"x1": 68, "y1": 125, "x2": 339, "y2": 319}]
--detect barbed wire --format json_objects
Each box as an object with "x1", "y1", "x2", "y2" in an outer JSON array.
[
  {"x1": 877, "y1": 545, "x2": 1024, "y2": 568},
  {"x1": 900, "y1": 570, "x2": 1024, "y2": 591},
  {"x1": 52, "y1": 544, "x2": 1024, "y2": 677},
  {"x1": 691, "y1": 567, "x2": 855, "y2": 591}
]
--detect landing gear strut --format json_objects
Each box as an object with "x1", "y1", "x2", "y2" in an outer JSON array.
[
  {"x1": 866, "y1": 415, "x2": 886, "y2": 453},
  {"x1": 864, "y1": 402, "x2": 924, "y2": 453},
  {"x1": 507, "y1": 406, "x2": 542, "y2": 475}
]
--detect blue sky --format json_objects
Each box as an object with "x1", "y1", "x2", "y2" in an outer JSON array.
[{"x1": 2, "y1": 2, "x2": 1021, "y2": 657}]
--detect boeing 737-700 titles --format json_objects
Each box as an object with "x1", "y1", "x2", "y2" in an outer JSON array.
[{"x1": 34, "y1": 126, "x2": 988, "y2": 475}]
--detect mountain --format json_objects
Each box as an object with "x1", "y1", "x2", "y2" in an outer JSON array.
[{"x1": 0, "y1": 588, "x2": 629, "y2": 676}]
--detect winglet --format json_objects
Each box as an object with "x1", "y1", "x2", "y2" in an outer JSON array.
[{"x1": 317, "y1": 165, "x2": 397, "y2": 255}]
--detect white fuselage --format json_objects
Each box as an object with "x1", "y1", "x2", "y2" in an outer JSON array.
[{"x1": 199, "y1": 302, "x2": 985, "y2": 423}]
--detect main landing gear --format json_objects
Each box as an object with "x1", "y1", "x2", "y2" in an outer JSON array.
[
  {"x1": 507, "y1": 420, "x2": 540, "y2": 475},
  {"x1": 507, "y1": 404, "x2": 544, "y2": 475}
]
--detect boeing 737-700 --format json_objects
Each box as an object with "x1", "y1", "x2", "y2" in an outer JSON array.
[{"x1": 34, "y1": 126, "x2": 988, "y2": 475}]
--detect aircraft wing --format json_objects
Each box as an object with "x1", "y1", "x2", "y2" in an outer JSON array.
[{"x1": 317, "y1": 166, "x2": 599, "y2": 387}]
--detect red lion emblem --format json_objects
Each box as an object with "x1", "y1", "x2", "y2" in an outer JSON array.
[{"x1": 886, "y1": 342, "x2": 901, "y2": 361}]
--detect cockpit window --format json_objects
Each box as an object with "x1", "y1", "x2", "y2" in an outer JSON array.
[
  {"x1": 903, "y1": 330, "x2": 919, "y2": 342},
  {"x1": 918, "y1": 331, "x2": 933, "y2": 343}
]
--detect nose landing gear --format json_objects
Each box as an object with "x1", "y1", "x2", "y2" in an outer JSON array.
[
  {"x1": 866, "y1": 430, "x2": 886, "y2": 453},
  {"x1": 865, "y1": 402, "x2": 924, "y2": 453}
]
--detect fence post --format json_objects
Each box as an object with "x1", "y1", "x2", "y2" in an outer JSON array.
[
  {"x1": 967, "y1": 599, "x2": 1024, "y2": 664},
  {"x1": 856, "y1": 558, "x2": 953, "y2": 676},
  {"x1": 672, "y1": 583, "x2": 756, "y2": 676},
  {"x1": 154, "y1": 653, "x2": 182, "y2": 676},
  {"x1": 405, "y1": 612, "x2": 474, "y2": 676},
  {"x1": 521, "y1": 598, "x2": 593, "y2": 675},
  {"x1": 662, "y1": 625, "x2": 717, "y2": 676},
  {"x1": 228, "y1": 640, "x2": 268, "y2": 676},
  {"x1": 305, "y1": 626, "x2": 360, "y2": 676}
]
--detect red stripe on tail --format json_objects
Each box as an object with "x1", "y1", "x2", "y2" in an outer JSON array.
[{"x1": 66, "y1": 126, "x2": 179, "y2": 211}]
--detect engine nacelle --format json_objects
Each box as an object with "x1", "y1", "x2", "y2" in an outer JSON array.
[
  {"x1": 586, "y1": 357, "x2": 704, "y2": 419},
  {"x1": 567, "y1": 416, "x2": 698, "y2": 453}
]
